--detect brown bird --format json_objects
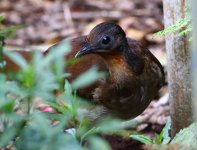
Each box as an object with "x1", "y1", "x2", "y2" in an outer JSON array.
[
  {"x1": 4, "y1": 22, "x2": 165, "y2": 119},
  {"x1": 62, "y1": 22, "x2": 165, "y2": 119}
]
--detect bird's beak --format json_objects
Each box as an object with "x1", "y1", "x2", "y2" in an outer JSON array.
[{"x1": 75, "y1": 45, "x2": 96, "y2": 58}]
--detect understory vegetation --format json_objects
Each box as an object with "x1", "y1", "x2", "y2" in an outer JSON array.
[
  {"x1": 0, "y1": 16, "x2": 130, "y2": 150},
  {"x1": 0, "y1": 12, "x2": 196, "y2": 150}
]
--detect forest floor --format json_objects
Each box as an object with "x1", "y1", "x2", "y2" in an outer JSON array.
[{"x1": 0, "y1": 0, "x2": 169, "y2": 149}]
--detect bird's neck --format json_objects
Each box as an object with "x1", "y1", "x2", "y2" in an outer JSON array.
[{"x1": 101, "y1": 52, "x2": 134, "y2": 84}]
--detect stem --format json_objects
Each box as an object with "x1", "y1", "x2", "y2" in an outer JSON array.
[
  {"x1": 27, "y1": 95, "x2": 32, "y2": 115},
  {"x1": 0, "y1": 36, "x2": 6, "y2": 72},
  {"x1": 80, "y1": 127, "x2": 98, "y2": 145}
]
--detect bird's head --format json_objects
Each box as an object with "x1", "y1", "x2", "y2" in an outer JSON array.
[{"x1": 75, "y1": 22, "x2": 128, "y2": 57}]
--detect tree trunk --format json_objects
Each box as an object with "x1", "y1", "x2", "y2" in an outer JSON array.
[
  {"x1": 163, "y1": 0, "x2": 193, "y2": 137},
  {"x1": 191, "y1": 0, "x2": 197, "y2": 121}
]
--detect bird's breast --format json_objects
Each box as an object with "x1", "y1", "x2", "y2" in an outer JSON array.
[
  {"x1": 102, "y1": 53, "x2": 135, "y2": 84},
  {"x1": 93, "y1": 55, "x2": 164, "y2": 119}
]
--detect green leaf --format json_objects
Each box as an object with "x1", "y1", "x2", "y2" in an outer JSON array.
[
  {"x1": 154, "y1": 133, "x2": 163, "y2": 144},
  {"x1": 80, "y1": 127, "x2": 98, "y2": 143},
  {"x1": 0, "y1": 74, "x2": 7, "y2": 100},
  {"x1": 43, "y1": 41, "x2": 70, "y2": 66},
  {"x1": 88, "y1": 136, "x2": 111, "y2": 150},
  {"x1": 0, "y1": 114, "x2": 24, "y2": 147},
  {"x1": 0, "y1": 25, "x2": 24, "y2": 37},
  {"x1": 71, "y1": 66, "x2": 106, "y2": 89},
  {"x1": 96, "y1": 118, "x2": 124, "y2": 133},
  {"x1": 0, "y1": 75, "x2": 25, "y2": 98},
  {"x1": 162, "y1": 117, "x2": 171, "y2": 144},
  {"x1": 0, "y1": 126, "x2": 18, "y2": 147},
  {"x1": 4, "y1": 51, "x2": 28, "y2": 69},
  {"x1": 154, "y1": 8, "x2": 192, "y2": 39},
  {"x1": 0, "y1": 100, "x2": 15, "y2": 113},
  {"x1": 63, "y1": 80, "x2": 79, "y2": 119},
  {"x1": 47, "y1": 101, "x2": 68, "y2": 114},
  {"x1": 16, "y1": 113, "x2": 83, "y2": 150},
  {"x1": 64, "y1": 80, "x2": 73, "y2": 95},
  {"x1": 130, "y1": 134, "x2": 153, "y2": 144}
]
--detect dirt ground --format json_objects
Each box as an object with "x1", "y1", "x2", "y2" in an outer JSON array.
[{"x1": 0, "y1": 0, "x2": 169, "y2": 149}]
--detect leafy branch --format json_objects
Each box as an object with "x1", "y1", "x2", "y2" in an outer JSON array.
[{"x1": 155, "y1": 8, "x2": 192, "y2": 40}]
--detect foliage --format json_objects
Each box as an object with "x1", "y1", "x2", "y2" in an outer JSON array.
[
  {"x1": 130, "y1": 118, "x2": 197, "y2": 149},
  {"x1": 130, "y1": 117, "x2": 171, "y2": 145},
  {"x1": 130, "y1": 134, "x2": 153, "y2": 144},
  {"x1": 0, "y1": 16, "x2": 24, "y2": 38},
  {"x1": 144, "y1": 123, "x2": 197, "y2": 150},
  {"x1": 0, "y1": 16, "x2": 24, "y2": 71},
  {"x1": 171, "y1": 123, "x2": 197, "y2": 150},
  {"x1": 155, "y1": 8, "x2": 192, "y2": 40},
  {"x1": 0, "y1": 16, "x2": 126, "y2": 150}
]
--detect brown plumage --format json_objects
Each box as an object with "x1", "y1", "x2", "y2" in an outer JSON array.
[
  {"x1": 68, "y1": 22, "x2": 164, "y2": 119},
  {"x1": 4, "y1": 22, "x2": 165, "y2": 119}
]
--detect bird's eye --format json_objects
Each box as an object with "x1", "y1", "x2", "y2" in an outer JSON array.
[{"x1": 102, "y1": 36, "x2": 111, "y2": 45}]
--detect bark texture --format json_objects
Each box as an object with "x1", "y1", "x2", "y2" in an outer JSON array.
[
  {"x1": 191, "y1": 0, "x2": 197, "y2": 122},
  {"x1": 163, "y1": 0, "x2": 192, "y2": 137}
]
